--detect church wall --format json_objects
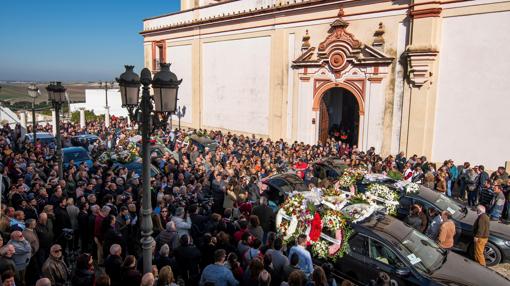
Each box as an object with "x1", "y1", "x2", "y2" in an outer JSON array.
[
  {"x1": 433, "y1": 10, "x2": 510, "y2": 170},
  {"x1": 201, "y1": 36, "x2": 272, "y2": 136},
  {"x1": 166, "y1": 45, "x2": 194, "y2": 125},
  {"x1": 143, "y1": 0, "x2": 509, "y2": 168}
]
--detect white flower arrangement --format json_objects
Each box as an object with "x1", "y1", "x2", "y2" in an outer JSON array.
[
  {"x1": 322, "y1": 195, "x2": 348, "y2": 211},
  {"x1": 337, "y1": 174, "x2": 356, "y2": 188},
  {"x1": 343, "y1": 204, "x2": 378, "y2": 223},
  {"x1": 365, "y1": 184, "x2": 400, "y2": 216},
  {"x1": 405, "y1": 183, "x2": 420, "y2": 194}
]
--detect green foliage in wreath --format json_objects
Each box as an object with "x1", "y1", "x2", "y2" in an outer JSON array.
[{"x1": 387, "y1": 170, "x2": 404, "y2": 181}]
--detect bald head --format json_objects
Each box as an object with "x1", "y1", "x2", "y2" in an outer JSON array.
[
  {"x1": 35, "y1": 278, "x2": 51, "y2": 286},
  {"x1": 10, "y1": 231, "x2": 22, "y2": 240},
  {"x1": 477, "y1": 205, "x2": 486, "y2": 214},
  {"x1": 140, "y1": 273, "x2": 155, "y2": 286},
  {"x1": 110, "y1": 244, "x2": 121, "y2": 256}
]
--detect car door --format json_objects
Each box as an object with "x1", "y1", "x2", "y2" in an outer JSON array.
[
  {"x1": 336, "y1": 233, "x2": 372, "y2": 285},
  {"x1": 367, "y1": 238, "x2": 421, "y2": 286}
]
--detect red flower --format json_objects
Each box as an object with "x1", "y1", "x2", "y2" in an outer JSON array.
[{"x1": 309, "y1": 213, "x2": 323, "y2": 242}]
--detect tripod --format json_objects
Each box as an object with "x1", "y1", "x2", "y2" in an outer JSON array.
[{"x1": 56, "y1": 228, "x2": 78, "y2": 272}]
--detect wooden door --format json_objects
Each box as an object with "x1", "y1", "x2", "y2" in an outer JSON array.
[{"x1": 319, "y1": 99, "x2": 329, "y2": 144}]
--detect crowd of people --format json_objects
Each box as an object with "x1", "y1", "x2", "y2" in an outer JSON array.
[{"x1": 0, "y1": 117, "x2": 506, "y2": 286}]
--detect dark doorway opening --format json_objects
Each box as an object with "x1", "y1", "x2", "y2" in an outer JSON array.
[{"x1": 319, "y1": 87, "x2": 359, "y2": 146}]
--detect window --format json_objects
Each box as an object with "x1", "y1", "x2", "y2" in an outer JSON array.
[
  {"x1": 347, "y1": 234, "x2": 368, "y2": 256},
  {"x1": 152, "y1": 41, "x2": 166, "y2": 71},
  {"x1": 369, "y1": 239, "x2": 405, "y2": 268}
]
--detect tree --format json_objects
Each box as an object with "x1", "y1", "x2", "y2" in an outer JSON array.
[{"x1": 70, "y1": 109, "x2": 99, "y2": 124}]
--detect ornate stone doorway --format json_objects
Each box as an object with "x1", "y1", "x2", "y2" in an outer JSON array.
[
  {"x1": 319, "y1": 87, "x2": 359, "y2": 145},
  {"x1": 291, "y1": 7, "x2": 393, "y2": 150}
]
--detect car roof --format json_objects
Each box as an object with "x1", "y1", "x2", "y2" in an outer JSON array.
[
  {"x1": 63, "y1": 147, "x2": 88, "y2": 153},
  {"x1": 357, "y1": 213, "x2": 413, "y2": 243},
  {"x1": 26, "y1": 132, "x2": 54, "y2": 138},
  {"x1": 189, "y1": 135, "x2": 217, "y2": 145},
  {"x1": 407, "y1": 185, "x2": 441, "y2": 202},
  {"x1": 314, "y1": 157, "x2": 344, "y2": 166},
  {"x1": 73, "y1": 134, "x2": 99, "y2": 138},
  {"x1": 264, "y1": 173, "x2": 303, "y2": 184}
]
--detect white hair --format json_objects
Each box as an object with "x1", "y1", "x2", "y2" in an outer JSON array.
[
  {"x1": 110, "y1": 244, "x2": 122, "y2": 255},
  {"x1": 35, "y1": 278, "x2": 51, "y2": 286}
]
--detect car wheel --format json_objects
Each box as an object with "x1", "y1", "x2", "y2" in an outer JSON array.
[{"x1": 484, "y1": 241, "x2": 502, "y2": 266}]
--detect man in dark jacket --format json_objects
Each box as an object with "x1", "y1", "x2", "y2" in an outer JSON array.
[
  {"x1": 77, "y1": 202, "x2": 90, "y2": 253},
  {"x1": 53, "y1": 197, "x2": 72, "y2": 247},
  {"x1": 473, "y1": 205, "x2": 490, "y2": 266},
  {"x1": 0, "y1": 245, "x2": 16, "y2": 280},
  {"x1": 174, "y1": 234, "x2": 202, "y2": 286},
  {"x1": 251, "y1": 196, "x2": 275, "y2": 237},
  {"x1": 105, "y1": 244, "x2": 123, "y2": 286},
  {"x1": 211, "y1": 173, "x2": 226, "y2": 215}
]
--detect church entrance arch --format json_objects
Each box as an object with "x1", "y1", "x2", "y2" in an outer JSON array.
[{"x1": 318, "y1": 87, "x2": 359, "y2": 145}]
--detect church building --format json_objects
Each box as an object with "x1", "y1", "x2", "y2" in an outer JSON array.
[{"x1": 141, "y1": 0, "x2": 510, "y2": 169}]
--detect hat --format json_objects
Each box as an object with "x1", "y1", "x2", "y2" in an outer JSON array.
[{"x1": 27, "y1": 193, "x2": 35, "y2": 200}]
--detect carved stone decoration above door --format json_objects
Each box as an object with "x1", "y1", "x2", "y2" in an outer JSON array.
[{"x1": 292, "y1": 7, "x2": 394, "y2": 81}]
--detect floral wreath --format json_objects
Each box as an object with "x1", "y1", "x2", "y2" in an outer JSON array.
[
  {"x1": 276, "y1": 193, "x2": 313, "y2": 243},
  {"x1": 310, "y1": 209, "x2": 352, "y2": 262},
  {"x1": 276, "y1": 193, "x2": 352, "y2": 261}
]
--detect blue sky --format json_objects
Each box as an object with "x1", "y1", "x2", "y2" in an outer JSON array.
[{"x1": 0, "y1": 0, "x2": 180, "y2": 82}]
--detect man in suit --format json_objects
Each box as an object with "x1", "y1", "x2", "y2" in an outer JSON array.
[{"x1": 251, "y1": 196, "x2": 275, "y2": 242}]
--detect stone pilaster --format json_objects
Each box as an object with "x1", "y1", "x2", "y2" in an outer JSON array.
[{"x1": 400, "y1": 1, "x2": 443, "y2": 158}]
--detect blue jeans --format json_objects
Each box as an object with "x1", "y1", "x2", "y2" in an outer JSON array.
[
  {"x1": 468, "y1": 191, "x2": 478, "y2": 207},
  {"x1": 491, "y1": 205, "x2": 504, "y2": 220},
  {"x1": 447, "y1": 180, "x2": 452, "y2": 197}
]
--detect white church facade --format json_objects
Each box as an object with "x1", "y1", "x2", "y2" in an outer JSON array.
[{"x1": 141, "y1": 0, "x2": 510, "y2": 169}]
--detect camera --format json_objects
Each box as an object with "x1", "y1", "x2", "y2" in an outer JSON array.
[{"x1": 62, "y1": 228, "x2": 74, "y2": 240}]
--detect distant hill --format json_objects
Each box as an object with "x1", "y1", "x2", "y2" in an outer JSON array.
[{"x1": 0, "y1": 82, "x2": 115, "y2": 104}]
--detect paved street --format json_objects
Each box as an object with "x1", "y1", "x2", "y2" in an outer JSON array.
[{"x1": 492, "y1": 263, "x2": 510, "y2": 279}]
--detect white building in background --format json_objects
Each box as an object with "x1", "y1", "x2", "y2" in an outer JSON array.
[{"x1": 70, "y1": 89, "x2": 128, "y2": 118}]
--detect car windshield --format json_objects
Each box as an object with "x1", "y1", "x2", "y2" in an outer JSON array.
[
  {"x1": 64, "y1": 150, "x2": 90, "y2": 163},
  {"x1": 393, "y1": 229, "x2": 445, "y2": 274},
  {"x1": 434, "y1": 193, "x2": 464, "y2": 218}
]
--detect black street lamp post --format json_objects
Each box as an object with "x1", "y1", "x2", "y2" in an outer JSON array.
[
  {"x1": 176, "y1": 105, "x2": 186, "y2": 130},
  {"x1": 46, "y1": 82, "x2": 66, "y2": 180},
  {"x1": 117, "y1": 63, "x2": 181, "y2": 274},
  {"x1": 27, "y1": 84, "x2": 41, "y2": 144}
]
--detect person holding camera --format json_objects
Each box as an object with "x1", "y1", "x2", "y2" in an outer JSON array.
[{"x1": 171, "y1": 207, "x2": 192, "y2": 246}]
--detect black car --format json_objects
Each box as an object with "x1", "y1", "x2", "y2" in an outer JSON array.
[
  {"x1": 188, "y1": 135, "x2": 219, "y2": 153},
  {"x1": 324, "y1": 211, "x2": 510, "y2": 285},
  {"x1": 397, "y1": 185, "x2": 510, "y2": 266},
  {"x1": 112, "y1": 157, "x2": 161, "y2": 177},
  {"x1": 262, "y1": 173, "x2": 308, "y2": 206},
  {"x1": 71, "y1": 134, "x2": 101, "y2": 148},
  {"x1": 312, "y1": 157, "x2": 348, "y2": 180}
]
